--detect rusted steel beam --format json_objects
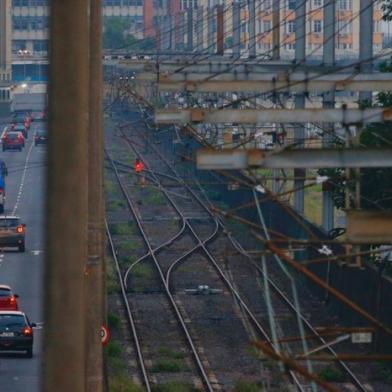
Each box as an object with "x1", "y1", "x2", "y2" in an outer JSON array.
[
  {"x1": 156, "y1": 73, "x2": 392, "y2": 93},
  {"x1": 265, "y1": 242, "x2": 392, "y2": 337},
  {"x1": 254, "y1": 341, "x2": 340, "y2": 392},
  {"x1": 295, "y1": 355, "x2": 392, "y2": 362},
  {"x1": 196, "y1": 148, "x2": 392, "y2": 169},
  {"x1": 347, "y1": 210, "x2": 392, "y2": 244},
  {"x1": 156, "y1": 108, "x2": 392, "y2": 125}
]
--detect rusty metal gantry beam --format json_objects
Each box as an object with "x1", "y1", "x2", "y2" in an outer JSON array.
[
  {"x1": 196, "y1": 148, "x2": 392, "y2": 170},
  {"x1": 153, "y1": 73, "x2": 392, "y2": 93},
  {"x1": 155, "y1": 108, "x2": 392, "y2": 124}
]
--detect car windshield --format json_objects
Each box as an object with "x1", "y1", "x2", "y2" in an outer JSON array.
[
  {"x1": 6, "y1": 133, "x2": 20, "y2": 140},
  {"x1": 14, "y1": 124, "x2": 24, "y2": 130},
  {"x1": 0, "y1": 289, "x2": 11, "y2": 297},
  {"x1": 0, "y1": 218, "x2": 20, "y2": 228},
  {"x1": 0, "y1": 315, "x2": 25, "y2": 328},
  {"x1": 37, "y1": 130, "x2": 47, "y2": 136}
]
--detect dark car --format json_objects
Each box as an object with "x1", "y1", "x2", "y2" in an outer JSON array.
[
  {"x1": 12, "y1": 123, "x2": 28, "y2": 139},
  {"x1": 0, "y1": 285, "x2": 19, "y2": 311},
  {"x1": 0, "y1": 216, "x2": 26, "y2": 252},
  {"x1": 0, "y1": 311, "x2": 35, "y2": 357},
  {"x1": 34, "y1": 129, "x2": 47, "y2": 146},
  {"x1": 2, "y1": 131, "x2": 25, "y2": 151}
]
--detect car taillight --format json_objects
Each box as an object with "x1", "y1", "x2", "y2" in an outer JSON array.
[
  {"x1": 9, "y1": 296, "x2": 16, "y2": 305},
  {"x1": 22, "y1": 327, "x2": 32, "y2": 336},
  {"x1": 16, "y1": 226, "x2": 24, "y2": 234}
]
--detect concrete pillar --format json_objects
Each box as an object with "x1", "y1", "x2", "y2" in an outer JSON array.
[
  {"x1": 187, "y1": 7, "x2": 194, "y2": 52},
  {"x1": 197, "y1": 6, "x2": 204, "y2": 52},
  {"x1": 208, "y1": 5, "x2": 216, "y2": 54},
  {"x1": 248, "y1": 0, "x2": 256, "y2": 58},
  {"x1": 232, "y1": 1, "x2": 241, "y2": 57},
  {"x1": 294, "y1": 0, "x2": 306, "y2": 215},
  {"x1": 322, "y1": 0, "x2": 336, "y2": 233},
  {"x1": 359, "y1": 0, "x2": 374, "y2": 102}
]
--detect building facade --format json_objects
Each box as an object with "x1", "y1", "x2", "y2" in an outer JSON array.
[
  {"x1": 0, "y1": 0, "x2": 12, "y2": 82},
  {"x1": 0, "y1": 0, "x2": 12, "y2": 113},
  {"x1": 165, "y1": 0, "x2": 384, "y2": 60}
]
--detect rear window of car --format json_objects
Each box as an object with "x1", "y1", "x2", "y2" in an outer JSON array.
[
  {"x1": 37, "y1": 130, "x2": 47, "y2": 136},
  {"x1": 14, "y1": 124, "x2": 24, "y2": 130},
  {"x1": 0, "y1": 315, "x2": 25, "y2": 327},
  {"x1": 0, "y1": 219, "x2": 20, "y2": 228},
  {"x1": 0, "y1": 288, "x2": 11, "y2": 297},
  {"x1": 6, "y1": 133, "x2": 20, "y2": 140}
]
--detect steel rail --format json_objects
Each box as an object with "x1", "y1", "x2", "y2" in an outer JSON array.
[
  {"x1": 118, "y1": 122, "x2": 306, "y2": 392},
  {"x1": 106, "y1": 150, "x2": 215, "y2": 392},
  {"x1": 131, "y1": 110, "x2": 368, "y2": 392},
  {"x1": 105, "y1": 220, "x2": 151, "y2": 392}
]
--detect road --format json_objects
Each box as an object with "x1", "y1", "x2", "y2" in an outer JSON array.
[{"x1": 0, "y1": 119, "x2": 45, "y2": 392}]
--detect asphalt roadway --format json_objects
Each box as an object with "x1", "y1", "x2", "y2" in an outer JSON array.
[{"x1": 0, "y1": 119, "x2": 45, "y2": 392}]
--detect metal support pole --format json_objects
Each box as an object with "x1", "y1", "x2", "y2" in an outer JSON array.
[
  {"x1": 170, "y1": 14, "x2": 176, "y2": 51},
  {"x1": 197, "y1": 6, "x2": 204, "y2": 52},
  {"x1": 177, "y1": 11, "x2": 185, "y2": 51},
  {"x1": 322, "y1": 0, "x2": 336, "y2": 233},
  {"x1": 86, "y1": 0, "x2": 104, "y2": 391},
  {"x1": 217, "y1": 5, "x2": 224, "y2": 55},
  {"x1": 208, "y1": 4, "x2": 215, "y2": 54},
  {"x1": 272, "y1": 0, "x2": 280, "y2": 60},
  {"x1": 187, "y1": 7, "x2": 194, "y2": 52},
  {"x1": 248, "y1": 0, "x2": 256, "y2": 58},
  {"x1": 232, "y1": 1, "x2": 241, "y2": 57},
  {"x1": 359, "y1": 0, "x2": 374, "y2": 103},
  {"x1": 45, "y1": 0, "x2": 89, "y2": 391},
  {"x1": 294, "y1": 0, "x2": 306, "y2": 215}
]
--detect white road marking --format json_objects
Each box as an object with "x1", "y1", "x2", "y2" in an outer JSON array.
[
  {"x1": 12, "y1": 140, "x2": 34, "y2": 215},
  {"x1": 31, "y1": 250, "x2": 43, "y2": 256}
]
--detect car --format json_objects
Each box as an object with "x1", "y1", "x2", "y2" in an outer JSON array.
[
  {"x1": 0, "y1": 216, "x2": 26, "y2": 252},
  {"x1": 34, "y1": 129, "x2": 47, "y2": 146},
  {"x1": 30, "y1": 110, "x2": 46, "y2": 122},
  {"x1": 2, "y1": 131, "x2": 25, "y2": 151},
  {"x1": 12, "y1": 123, "x2": 28, "y2": 139},
  {"x1": 0, "y1": 311, "x2": 35, "y2": 357},
  {"x1": 0, "y1": 285, "x2": 19, "y2": 311}
]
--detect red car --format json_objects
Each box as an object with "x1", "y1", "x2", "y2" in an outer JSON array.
[
  {"x1": 2, "y1": 131, "x2": 25, "y2": 151},
  {"x1": 0, "y1": 285, "x2": 19, "y2": 311}
]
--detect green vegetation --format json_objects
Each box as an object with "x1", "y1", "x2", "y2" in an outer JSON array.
[
  {"x1": 234, "y1": 381, "x2": 264, "y2": 392},
  {"x1": 157, "y1": 347, "x2": 187, "y2": 359},
  {"x1": 318, "y1": 366, "x2": 345, "y2": 382},
  {"x1": 117, "y1": 240, "x2": 140, "y2": 254},
  {"x1": 151, "y1": 381, "x2": 197, "y2": 392},
  {"x1": 132, "y1": 263, "x2": 154, "y2": 279},
  {"x1": 109, "y1": 375, "x2": 143, "y2": 392},
  {"x1": 109, "y1": 222, "x2": 136, "y2": 236},
  {"x1": 144, "y1": 189, "x2": 166, "y2": 206},
  {"x1": 107, "y1": 312, "x2": 121, "y2": 330},
  {"x1": 304, "y1": 180, "x2": 323, "y2": 226},
  {"x1": 151, "y1": 358, "x2": 188, "y2": 373},
  {"x1": 106, "y1": 257, "x2": 119, "y2": 295},
  {"x1": 106, "y1": 341, "x2": 123, "y2": 357},
  {"x1": 107, "y1": 199, "x2": 126, "y2": 211},
  {"x1": 103, "y1": 18, "x2": 155, "y2": 51},
  {"x1": 319, "y1": 60, "x2": 392, "y2": 212},
  {"x1": 376, "y1": 363, "x2": 392, "y2": 383}
]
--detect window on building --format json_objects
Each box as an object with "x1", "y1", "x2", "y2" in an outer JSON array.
[
  {"x1": 287, "y1": 0, "x2": 296, "y2": 10},
  {"x1": 337, "y1": 20, "x2": 352, "y2": 34},
  {"x1": 338, "y1": 0, "x2": 353, "y2": 10},
  {"x1": 313, "y1": 0, "x2": 322, "y2": 8},
  {"x1": 313, "y1": 20, "x2": 322, "y2": 33},
  {"x1": 287, "y1": 20, "x2": 296, "y2": 34}
]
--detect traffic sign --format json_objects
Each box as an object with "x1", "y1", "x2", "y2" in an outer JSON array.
[{"x1": 101, "y1": 325, "x2": 110, "y2": 346}]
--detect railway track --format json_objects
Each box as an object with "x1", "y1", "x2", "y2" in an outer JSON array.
[{"x1": 117, "y1": 102, "x2": 370, "y2": 392}]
